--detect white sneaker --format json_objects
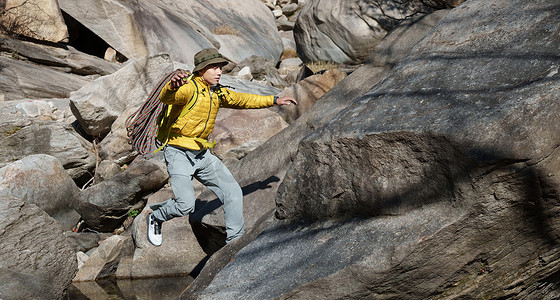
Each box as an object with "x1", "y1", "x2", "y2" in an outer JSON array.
[{"x1": 146, "y1": 213, "x2": 162, "y2": 246}]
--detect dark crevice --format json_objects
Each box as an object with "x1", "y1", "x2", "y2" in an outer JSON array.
[{"x1": 61, "y1": 10, "x2": 127, "y2": 62}]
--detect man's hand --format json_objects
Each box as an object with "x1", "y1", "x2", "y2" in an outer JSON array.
[
  {"x1": 169, "y1": 71, "x2": 191, "y2": 90},
  {"x1": 276, "y1": 96, "x2": 298, "y2": 106}
]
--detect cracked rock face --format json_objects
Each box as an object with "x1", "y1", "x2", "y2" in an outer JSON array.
[{"x1": 0, "y1": 196, "x2": 77, "y2": 300}]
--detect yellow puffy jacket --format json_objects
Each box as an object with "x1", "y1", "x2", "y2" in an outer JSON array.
[{"x1": 159, "y1": 75, "x2": 274, "y2": 150}]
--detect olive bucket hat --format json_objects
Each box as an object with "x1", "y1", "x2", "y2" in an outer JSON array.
[{"x1": 193, "y1": 48, "x2": 232, "y2": 72}]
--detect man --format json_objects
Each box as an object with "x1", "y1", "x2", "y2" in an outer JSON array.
[{"x1": 147, "y1": 48, "x2": 297, "y2": 246}]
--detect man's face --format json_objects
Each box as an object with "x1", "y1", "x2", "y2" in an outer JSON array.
[{"x1": 200, "y1": 63, "x2": 225, "y2": 85}]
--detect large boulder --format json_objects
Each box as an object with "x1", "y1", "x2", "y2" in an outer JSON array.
[
  {"x1": 233, "y1": 55, "x2": 281, "y2": 81},
  {"x1": 272, "y1": 68, "x2": 347, "y2": 124},
  {"x1": 64, "y1": 231, "x2": 112, "y2": 253},
  {"x1": 0, "y1": 56, "x2": 92, "y2": 100},
  {"x1": 367, "y1": 8, "x2": 451, "y2": 68},
  {"x1": 218, "y1": 74, "x2": 282, "y2": 96},
  {"x1": 0, "y1": 196, "x2": 77, "y2": 300},
  {"x1": 75, "y1": 156, "x2": 168, "y2": 232},
  {"x1": 184, "y1": 4, "x2": 447, "y2": 292},
  {"x1": 0, "y1": 154, "x2": 81, "y2": 230},
  {"x1": 188, "y1": 0, "x2": 560, "y2": 298},
  {"x1": 209, "y1": 108, "x2": 288, "y2": 159},
  {"x1": 73, "y1": 234, "x2": 130, "y2": 281},
  {"x1": 59, "y1": 0, "x2": 283, "y2": 65},
  {"x1": 69, "y1": 54, "x2": 174, "y2": 137},
  {"x1": 0, "y1": 114, "x2": 96, "y2": 183},
  {"x1": 294, "y1": 0, "x2": 446, "y2": 64},
  {"x1": 3, "y1": 0, "x2": 69, "y2": 43}
]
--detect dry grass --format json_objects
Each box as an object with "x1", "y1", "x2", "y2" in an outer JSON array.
[
  {"x1": 0, "y1": 10, "x2": 30, "y2": 37},
  {"x1": 280, "y1": 48, "x2": 298, "y2": 60},
  {"x1": 211, "y1": 25, "x2": 239, "y2": 36},
  {"x1": 0, "y1": 1, "x2": 44, "y2": 39},
  {"x1": 306, "y1": 60, "x2": 342, "y2": 74}
]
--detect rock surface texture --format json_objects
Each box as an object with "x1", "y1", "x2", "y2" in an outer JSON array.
[
  {"x1": 0, "y1": 154, "x2": 81, "y2": 230},
  {"x1": 58, "y1": 0, "x2": 283, "y2": 65},
  {"x1": 293, "y1": 0, "x2": 449, "y2": 64},
  {"x1": 183, "y1": 0, "x2": 560, "y2": 299},
  {"x1": 182, "y1": 4, "x2": 441, "y2": 295},
  {"x1": 3, "y1": 0, "x2": 557, "y2": 299},
  {"x1": 75, "y1": 156, "x2": 168, "y2": 232},
  {"x1": 0, "y1": 116, "x2": 96, "y2": 182},
  {"x1": 3, "y1": 0, "x2": 69, "y2": 43},
  {"x1": 0, "y1": 196, "x2": 77, "y2": 300},
  {"x1": 0, "y1": 56, "x2": 92, "y2": 100},
  {"x1": 69, "y1": 54, "x2": 174, "y2": 138}
]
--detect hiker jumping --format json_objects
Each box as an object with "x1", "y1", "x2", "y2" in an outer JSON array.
[{"x1": 147, "y1": 48, "x2": 297, "y2": 246}]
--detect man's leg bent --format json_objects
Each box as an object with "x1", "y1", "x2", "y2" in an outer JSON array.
[
  {"x1": 152, "y1": 146, "x2": 197, "y2": 222},
  {"x1": 196, "y1": 151, "x2": 244, "y2": 243}
]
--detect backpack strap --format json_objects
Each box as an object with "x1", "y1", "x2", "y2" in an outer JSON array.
[{"x1": 178, "y1": 77, "x2": 198, "y2": 120}]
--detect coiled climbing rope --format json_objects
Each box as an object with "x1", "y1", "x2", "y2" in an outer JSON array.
[{"x1": 125, "y1": 69, "x2": 186, "y2": 156}]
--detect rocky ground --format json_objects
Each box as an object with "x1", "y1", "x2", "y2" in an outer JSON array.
[{"x1": 5, "y1": 0, "x2": 559, "y2": 299}]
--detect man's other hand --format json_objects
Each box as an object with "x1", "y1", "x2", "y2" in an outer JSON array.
[{"x1": 276, "y1": 96, "x2": 298, "y2": 106}]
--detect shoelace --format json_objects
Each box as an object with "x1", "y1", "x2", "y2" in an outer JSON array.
[{"x1": 151, "y1": 217, "x2": 162, "y2": 235}]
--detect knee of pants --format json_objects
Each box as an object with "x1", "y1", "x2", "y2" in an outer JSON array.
[{"x1": 175, "y1": 198, "x2": 196, "y2": 216}]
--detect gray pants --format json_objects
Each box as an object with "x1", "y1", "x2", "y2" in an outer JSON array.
[{"x1": 150, "y1": 145, "x2": 244, "y2": 243}]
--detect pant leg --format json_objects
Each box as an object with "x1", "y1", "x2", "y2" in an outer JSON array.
[
  {"x1": 196, "y1": 151, "x2": 244, "y2": 243},
  {"x1": 151, "y1": 146, "x2": 197, "y2": 222}
]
